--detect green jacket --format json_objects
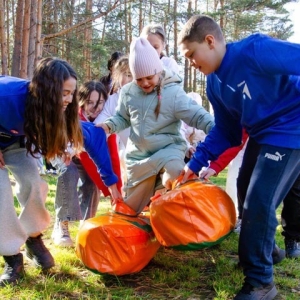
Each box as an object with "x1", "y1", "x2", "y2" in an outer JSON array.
[{"x1": 105, "y1": 69, "x2": 215, "y2": 187}]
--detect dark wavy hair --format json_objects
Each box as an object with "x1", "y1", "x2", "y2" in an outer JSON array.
[
  {"x1": 78, "y1": 80, "x2": 108, "y2": 120},
  {"x1": 100, "y1": 51, "x2": 124, "y2": 93},
  {"x1": 24, "y1": 57, "x2": 83, "y2": 160},
  {"x1": 107, "y1": 51, "x2": 123, "y2": 71}
]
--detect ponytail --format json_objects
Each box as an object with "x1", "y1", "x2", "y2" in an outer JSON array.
[{"x1": 154, "y1": 71, "x2": 165, "y2": 119}]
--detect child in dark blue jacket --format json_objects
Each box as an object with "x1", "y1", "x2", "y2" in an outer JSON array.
[
  {"x1": 179, "y1": 15, "x2": 300, "y2": 300},
  {"x1": 0, "y1": 57, "x2": 122, "y2": 287}
]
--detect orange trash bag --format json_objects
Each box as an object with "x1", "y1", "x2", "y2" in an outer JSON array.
[
  {"x1": 75, "y1": 202, "x2": 161, "y2": 275},
  {"x1": 149, "y1": 175, "x2": 236, "y2": 250}
]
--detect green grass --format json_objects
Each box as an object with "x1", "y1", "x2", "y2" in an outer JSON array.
[
  {"x1": 209, "y1": 169, "x2": 227, "y2": 188},
  {"x1": 1, "y1": 170, "x2": 299, "y2": 299}
]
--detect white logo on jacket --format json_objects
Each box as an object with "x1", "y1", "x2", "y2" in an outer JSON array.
[
  {"x1": 264, "y1": 152, "x2": 286, "y2": 161},
  {"x1": 237, "y1": 81, "x2": 252, "y2": 100}
]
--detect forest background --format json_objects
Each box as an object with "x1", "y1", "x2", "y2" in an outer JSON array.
[
  {"x1": 0, "y1": 1, "x2": 300, "y2": 299},
  {"x1": 0, "y1": 0, "x2": 299, "y2": 111}
]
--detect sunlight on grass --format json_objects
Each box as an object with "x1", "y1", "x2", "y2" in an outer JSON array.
[{"x1": 2, "y1": 169, "x2": 300, "y2": 299}]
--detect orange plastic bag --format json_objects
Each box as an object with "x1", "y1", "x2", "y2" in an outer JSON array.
[
  {"x1": 150, "y1": 176, "x2": 236, "y2": 250},
  {"x1": 75, "y1": 202, "x2": 160, "y2": 275}
]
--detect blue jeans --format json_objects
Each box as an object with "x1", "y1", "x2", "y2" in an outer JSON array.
[
  {"x1": 238, "y1": 144, "x2": 300, "y2": 286},
  {"x1": 54, "y1": 157, "x2": 99, "y2": 221}
]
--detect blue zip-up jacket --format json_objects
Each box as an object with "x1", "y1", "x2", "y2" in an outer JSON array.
[
  {"x1": 188, "y1": 33, "x2": 300, "y2": 173},
  {"x1": 0, "y1": 75, "x2": 117, "y2": 187}
]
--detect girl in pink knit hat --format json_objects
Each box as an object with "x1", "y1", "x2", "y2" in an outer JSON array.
[{"x1": 97, "y1": 37, "x2": 214, "y2": 214}]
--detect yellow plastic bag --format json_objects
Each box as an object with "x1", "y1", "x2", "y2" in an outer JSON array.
[
  {"x1": 150, "y1": 176, "x2": 236, "y2": 250},
  {"x1": 76, "y1": 202, "x2": 160, "y2": 275}
]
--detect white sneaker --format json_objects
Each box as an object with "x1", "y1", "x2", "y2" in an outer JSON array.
[
  {"x1": 51, "y1": 220, "x2": 74, "y2": 247},
  {"x1": 79, "y1": 220, "x2": 84, "y2": 229}
]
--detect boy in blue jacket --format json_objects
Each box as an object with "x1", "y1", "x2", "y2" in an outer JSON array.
[
  {"x1": 0, "y1": 57, "x2": 122, "y2": 287},
  {"x1": 179, "y1": 15, "x2": 300, "y2": 300}
]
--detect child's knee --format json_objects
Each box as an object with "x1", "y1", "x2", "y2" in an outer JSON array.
[{"x1": 162, "y1": 159, "x2": 185, "y2": 189}]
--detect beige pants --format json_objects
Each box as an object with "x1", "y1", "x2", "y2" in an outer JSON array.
[{"x1": 125, "y1": 159, "x2": 184, "y2": 214}]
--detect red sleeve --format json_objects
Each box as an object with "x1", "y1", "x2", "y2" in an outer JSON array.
[
  {"x1": 209, "y1": 129, "x2": 248, "y2": 175},
  {"x1": 79, "y1": 134, "x2": 122, "y2": 197},
  {"x1": 106, "y1": 134, "x2": 122, "y2": 192},
  {"x1": 79, "y1": 151, "x2": 111, "y2": 197}
]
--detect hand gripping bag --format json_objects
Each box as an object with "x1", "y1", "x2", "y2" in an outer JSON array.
[
  {"x1": 76, "y1": 202, "x2": 160, "y2": 275},
  {"x1": 149, "y1": 176, "x2": 236, "y2": 250}
]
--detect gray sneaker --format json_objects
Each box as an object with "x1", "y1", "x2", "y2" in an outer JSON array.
[
  {"x1": 51, "y1": 220, "x2": 74, "y2": 247},
  {"x1": 234, "y1": 218, "x2": 242, "y2": 234},
  {"x1": 285, "y1": 239, "x2": 300, "y2": 258},
  {"x1": 272, "y1": 244, "x2": 285, "y2": 264},
  {"x1": 234, "y1": 281, "x2": 277, "y2": 300}
]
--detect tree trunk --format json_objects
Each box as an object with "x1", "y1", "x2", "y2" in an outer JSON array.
[
  {"x1": 219, "y1": 0, "x2": 224, "y2": 29},
  {"x1": 35, "y1": 0, "x2": 42, "y2": 63},
  {"x1": 101, "y1": 14, "x2": 107, "y2": 44},
  {"x1": 84, "y1": 0, "x2": 92, "y2": 80},
  {"x1": 128, "y1": 1, "x2": 132, "y2": 46},
  {"x1": 5, "y1": 0, "x2": 10, "y2": 70},
  {"x1": 173, "y1": 0, "x2": 178, "y2": 61},
  {"x1": 183, "y1": 0, "x2": 192, "y2": 92},
  {"x1": 28, "y1": 0, "x2": 37, "y2": 79},
  {"x1": 65, "y1": 0, "x2": 75, "y2": 61},
  {"x1": 0, "y1": 0, "x2": 8, "y2": 75},
  {"x1": 20, "y1": 0, "x2": 31, "y2": 79},
  {"x1": 124, "y1": 0, "x2": 129, "y2": 51},
  {"x1": 149, "y1": 0, "x2": 152, "y2": 23},
  {"x1": 138, "y1": 0, "x2": 142, "y2": 33},
  {"x1": 11, "y1": 0, "x2": 24, "y2": 76},
  {"x1": 192, "y1": 0, "x2": 197, "y2": 93}
]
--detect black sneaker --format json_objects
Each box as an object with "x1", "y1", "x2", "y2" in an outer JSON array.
[
  {"x1": 272, "y1": 244, "x2": 285, "y2": 264},
  {"x1": 234, "y1": 281, "x2": 277, "y2": 300},
  {"x1": 285, "y1": 239, "x2": 300, "y2": 258},
  {"x1": 0, "y1": 253, "x2": 24, "y2": 287},
  {"x1": 25, "y1": 234, "x2": 55, "y2": 270}
]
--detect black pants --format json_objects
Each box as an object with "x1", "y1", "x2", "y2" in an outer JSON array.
[{"x1": 237, "y1": 137, "x2": 300, "y2": 241}]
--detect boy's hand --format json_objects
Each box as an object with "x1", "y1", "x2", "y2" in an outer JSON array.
[
  {"x1": 199, "y1": 167, "x2": 216, "y2": 179},
  {"x1": 95, "y1": 123, "x2": 110, "y2": 134}
]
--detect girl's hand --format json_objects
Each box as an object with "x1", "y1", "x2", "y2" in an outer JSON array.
[
  {"x1": 95, "y1": 123, "x2": 110, "y2": 134},
  {"x1": 0, "y1": 150, "x2": 5, "y2": 169},
  {"x1": 108, "y1": 184, "x2": 123, "y2": 205},
  {"x1": 180, "y1": 165, "x2": 195, "y2": 183},
  {"x1": 187, "y1": 146, "x2": 196, "y2": 158}
]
